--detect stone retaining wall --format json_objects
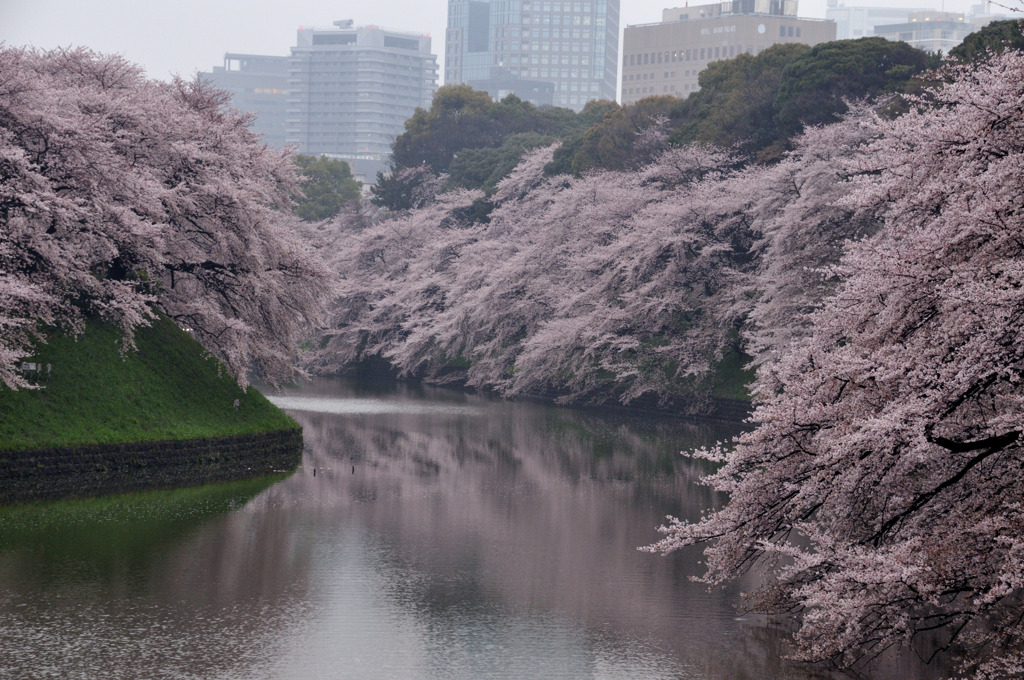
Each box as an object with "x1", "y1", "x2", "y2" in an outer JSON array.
[{"x1": 0, "y1": 429, "x2": 304, "y2": 505}]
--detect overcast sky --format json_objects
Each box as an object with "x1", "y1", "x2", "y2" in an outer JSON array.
[{"x1": 2, "y1": 0, "x2": 972, "y2": 83}]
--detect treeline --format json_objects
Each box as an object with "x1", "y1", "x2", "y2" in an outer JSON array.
[{"x1": 371, "y1": 35, "x2": 943, "y2": 212}]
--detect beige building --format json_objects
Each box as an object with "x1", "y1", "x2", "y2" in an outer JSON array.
[{"x1": 621, "y1": 1, "x2": 835, "y2": 104}]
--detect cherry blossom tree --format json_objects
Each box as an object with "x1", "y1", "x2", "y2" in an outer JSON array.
[
  {"x1": 737, "y1": 104, "x2": 887, "y2": 367},
  {"x1": 0, "y1": 47, "x2": 329, "y2": 388},
  {"x1": 309, "y1": 142, "x2": 762, "y2": 413},
  {"x1": 648, "y1": 50, "x2": 1024, "y2": 678}
]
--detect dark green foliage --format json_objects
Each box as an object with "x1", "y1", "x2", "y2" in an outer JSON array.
[
  {"x1": 772, "y1": 38, "x2": 939, "y2": 138},
  {"x1": 677, "y1": 43, "x2": 811, "y2": 159},
  {"x1": 666, "y1": 38, "x2": 939, "y2": 161},
  {"x1": 370, "y1": 165, "x2": 437, "y2": 211},
  {"x1": 448, "y1": 132, "x2": 558, "y2": 194},
  {"x1": 0, "y1": 316, "x2": 297, "y2": 451},
  {"x1": 554, "y1": 97, "x2": 685, "y2": 174},
  {"x1": 949, "y1": 19, "x2": 1024, "y2": 63},
  {"x1": 382, "y1": 38, "x2": 942, "y2": 193},
  {"x1": 292, "y1": 154, "x2": 362, "y2": 221},
  {"x1": 551, "y1": 38, "x2": 939, "y2": 171},
  {"x1": 379, "y1": 85, "x2": 608, "y2": 207},
  {"x1": 391, "y1": 85, "x2": 497, "y2": 175}
]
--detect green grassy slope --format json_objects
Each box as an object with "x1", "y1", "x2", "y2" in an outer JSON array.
[{"x1": 0, "y1": 316, "x2": 297, "y2": 452}]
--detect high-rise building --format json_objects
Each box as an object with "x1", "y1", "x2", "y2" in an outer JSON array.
[
  {"x1": 445, "y1": 0, "x2": 619, "y2": 111},
  {"x1": 287, "y1": 20, "x2": 438, "y2": 181},
  {"x1": 201, "y1": 53, "x2": 289, "y2": 148},
  {"x1": 621, "y1": 2, "x2": 835, "y2": 105}
]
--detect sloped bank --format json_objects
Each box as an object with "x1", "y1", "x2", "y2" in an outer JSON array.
[{"x1": 0, "y1": 316, "x2": 303, "y2": 505}]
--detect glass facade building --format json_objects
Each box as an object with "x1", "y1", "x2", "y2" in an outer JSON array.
[{"x1": 446, "y1": 0, "x2": 619, "y2": 111}]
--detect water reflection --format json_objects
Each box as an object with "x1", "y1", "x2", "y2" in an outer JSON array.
[{"x1": 0, "y1": 377, "x2": 947, "y2": 679}]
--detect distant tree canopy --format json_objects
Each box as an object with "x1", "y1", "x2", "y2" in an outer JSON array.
[
  {"x1": 771, "y1": 37, "x2": 938, "y2": 133},
  {"x1": 372, "y1": 85, "x2": 612, "y2": 209},
  {"x1": 473, "y1": 38, "x2": 940, "y2": 185},
  {"x1": 389, "y1": 85, "x2": 608, "y2": 177},
  {"x1": 375, "y1": 37, "x2": 951, "y2": 209},
  {"x1": 563, "y1": 38, "x2": 939, "y2": 168},
  {"x1": 949, "y1": 19, "x2": 1024, "y2": 63},
  {"x1": 292, "y1": 154, "x2": 362, "y2": 222},
  {"x1": 546, "y1": 96, "x2": 680, "y2": 175}
]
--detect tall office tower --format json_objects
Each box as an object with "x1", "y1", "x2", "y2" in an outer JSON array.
[
  {"x1": 287, "y1": 20, "x2": 438, "y2": 181},
  {"x1": 445, "y1": 0, "x2": 620, "y2": 112},
  {"x1": 201, "y1": 54, "x2": 290, "y2": 148},
  {"x1": 621, "y1": 2, "x2": 835, "y2": 105}
]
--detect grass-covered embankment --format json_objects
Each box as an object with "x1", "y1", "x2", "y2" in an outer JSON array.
[{"x1": 0, "y1": 315, "x2": 297, "y2": 452}]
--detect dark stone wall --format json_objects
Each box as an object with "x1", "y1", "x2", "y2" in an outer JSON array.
[{"x1": 0, "y1": 429, "x2": 304, "y2": 505}]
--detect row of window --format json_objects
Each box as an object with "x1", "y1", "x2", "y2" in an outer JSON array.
[
  {"x1": 510, "y1": 69, "x2": 606, "y2": 88},
  {"x1": 624, "y1": 83, "x2": 699, "y2": 97},
  {"x1": 522, "y1": 1, "x2": 596, "y2": 12},
  {"x1": 625, "y1": 70, "x2": 704, "y2": 81},
  {"x1": 521, "y1": 16, "x2": 594, "y2": 27},
  {"x1": 628, "y1": 44, "x2": 751, "y2": 66}
]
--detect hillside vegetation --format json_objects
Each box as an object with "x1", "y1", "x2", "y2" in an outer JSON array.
[{"x1": 0, "y1": 316, "x2": 296, "y2": 452}]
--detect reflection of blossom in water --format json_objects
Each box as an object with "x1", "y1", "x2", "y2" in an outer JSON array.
[{"x1": 267, "y1": 395, "x2": 484, "y2": 417}]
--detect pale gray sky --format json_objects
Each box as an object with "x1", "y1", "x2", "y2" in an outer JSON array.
[{"x1": 2, "y1": 0, "x2": 974, "y2": 84}]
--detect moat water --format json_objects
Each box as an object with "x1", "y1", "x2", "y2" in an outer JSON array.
[{"x1": 0, "y1": 377, "x2": 946, "y2": 679}]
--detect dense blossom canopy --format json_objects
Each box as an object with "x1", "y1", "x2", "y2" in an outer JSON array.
[
  {"x1": 306, "y1": 142, "x2": 763, "y2": 411},
  {"x1": 0, "y1": 47, "x2": 329, "y2": 388},
  {"x1": 307, "y1": 109, "x2": 886, "y2": 412},
  {"x1": 648, "y1": 49, "x2": 1024, "y2": 678}
]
